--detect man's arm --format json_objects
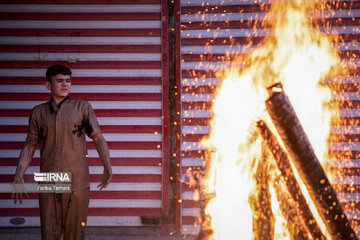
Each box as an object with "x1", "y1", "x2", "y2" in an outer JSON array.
[
  {"x1": 15, "y1": 143, "x2": 36, "y2": 179},
  {"x1": 92, "y1": 133, "x2": 112, "y2": 190},
  {"x1": 13, "y1": 142, "x2": 35, "y2": 204},
  {"x1": 13, "y1": 108, "x2": 38, "y2": 204}
]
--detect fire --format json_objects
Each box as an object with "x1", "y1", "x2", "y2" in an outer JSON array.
[
  {"x1": 201, "y1": 70, "x2": 263, "y2": 239},
  {"x1": 201, "y1": 0, "x2": 342, "y2": 239}
]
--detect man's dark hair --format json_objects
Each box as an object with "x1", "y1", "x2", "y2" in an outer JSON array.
[{"x1": 46, "y1": 64, "x2": 72, "y2": 82}]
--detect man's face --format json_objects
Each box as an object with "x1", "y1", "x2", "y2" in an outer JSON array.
[{"x1": 46, "y1": 74, "x2": 71, "y2": 99}]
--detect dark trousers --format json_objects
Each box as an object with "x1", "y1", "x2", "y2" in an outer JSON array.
[{"x1": 39, "y1": 187, "x2": 90, "y2": 240}]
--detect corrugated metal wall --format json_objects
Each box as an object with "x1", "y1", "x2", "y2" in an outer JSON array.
[
  {"x1": 0, "y1": 0, "x2": 169, "y2": 227},
  {"x1": 176, "y1": 0, "x2": 360, "y2": 236}
]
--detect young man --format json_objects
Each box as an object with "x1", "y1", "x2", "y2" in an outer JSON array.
[{"x1": 12, "y1": 64, "x2": 112, "y2": 240}]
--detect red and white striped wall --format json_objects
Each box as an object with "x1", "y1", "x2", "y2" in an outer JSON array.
[
  {"x1": 176, "y1": 0, "x2": 360, "y2": 236},
  {"x1": 0, "y1": 0, "x2": 170, "y2": 228}
]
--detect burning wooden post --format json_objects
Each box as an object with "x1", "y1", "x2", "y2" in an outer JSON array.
[
  {"x1": 273, "y1": 176, "x2": 311, "y2": 240},
  {"x1": 257, "y1": 120, "x2": 325, "y2": 240},
  {"x1": 250, "y1": 142, "x2": 274, "y2": 240},
  {"x1": 265, "y1": 83, "x2": 357, "y2": 240}
]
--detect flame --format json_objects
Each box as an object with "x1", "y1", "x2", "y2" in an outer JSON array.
[
  {"x1": 201, "y1": 70, "x2": 264, "y2": 239},
  {"x1": 201, "y1": 0, "x2": 341, "y2": 239}
]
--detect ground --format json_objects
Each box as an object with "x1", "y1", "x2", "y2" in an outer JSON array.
[{"x1": 0, "y1": 227, "x2": 196, "y2": 240}]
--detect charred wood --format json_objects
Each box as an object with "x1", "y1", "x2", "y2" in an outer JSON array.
[
  {"x1": 250, "y1": 142, "x2": 274, "y2": 240},
  {"x1": 257, "y1": 120, "x2": 325, "y2": 240},
  {"x1": 265, "y1": 83, "x2": 357, "y2": 240},
  {"x1": 273, "y1": 176, "x2": 311, "y2": 240}
]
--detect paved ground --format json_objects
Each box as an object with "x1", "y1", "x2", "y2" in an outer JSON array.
[{"x1": 0, "y1": 227, "x2": 196, "y2": 240}]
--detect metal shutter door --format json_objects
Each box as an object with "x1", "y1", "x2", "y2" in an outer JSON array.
[{"x1": 0, "y1": 0, "x2": 170, "y2": 227}]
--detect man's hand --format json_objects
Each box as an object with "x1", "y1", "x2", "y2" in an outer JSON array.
[
  {"x1": 12, "y1": 175, "x2": 29, "y2": 204},
  {"x1": 97, "y1": 167, "x2": 112, "y2": 191}
]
